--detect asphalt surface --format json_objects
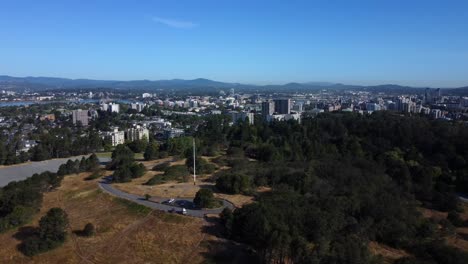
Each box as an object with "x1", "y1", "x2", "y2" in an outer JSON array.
[
  {"x1": 98, "y1": 180, "x2": 235, "y2": 218},
  {"x1": 0, "y1": 156, "x2": 111, "y2": 187},
  {"x1": 457, "y1": 193, "x2": 468, "y2": 203}
]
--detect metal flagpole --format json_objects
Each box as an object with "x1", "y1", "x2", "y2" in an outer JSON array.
[{"x1": 193, "y1": 138, "x2": 196, "y2": 185}]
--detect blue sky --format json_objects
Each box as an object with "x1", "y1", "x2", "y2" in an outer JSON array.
[{"x1": 1, "y1": 0, "x2": 467, "y2": 87}]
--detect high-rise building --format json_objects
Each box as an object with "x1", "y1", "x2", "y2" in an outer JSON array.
[
  {"x1": 424, "y1": 88, "x2": 442, "y2": 104},
  {"x1": 131, "y1": 103, "x2": 146, "y2": 112},
  {"x1": 100, "y1": 102, "x2": 120, "y2": 113},
  {"x1": 72, "y1": 109, "x2": 89, "y2": 126},
  {"x1": 430, "y1": 109, "x2": 442, "y2": 119},
  {"x1": 230, "y1": 111, "x2": 254, "y2": 125},
  {"x1": 109, "y1": 103, "x2": 120, "y2": 113},
  {"x1": 126, "y1": 125, "x2": 150, "y2": 142},
  {"x1": 274, "y1": 99, "x2": 291, "y2": 114},
  {"x1": 366, "y1": 103, "x2": 380, "y2": 112},
  {"x1": 108, "y1": 128, "x2": 125, "y2": 146},
  {"x1": 261, "y1": 101, "x2": 275, "y2": 117}
]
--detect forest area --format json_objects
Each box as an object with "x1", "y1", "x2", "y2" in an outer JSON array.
[{"x1": 193, "y1": 112, "x2": 468, "y2": 264}]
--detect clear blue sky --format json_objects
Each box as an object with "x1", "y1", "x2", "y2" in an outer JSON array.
[{"x1": 1, "y1": 0, "x2": 467, "y2": 87}]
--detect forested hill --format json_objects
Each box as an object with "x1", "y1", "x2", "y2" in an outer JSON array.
[
  {"x1": 1, "y1": 75, "x2": 467, "y2": 94},
  {"x1": 193, "y1": 111, "x2": 468, "y2": 263}
]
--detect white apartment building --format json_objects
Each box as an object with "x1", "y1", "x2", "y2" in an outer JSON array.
[
  {"x1": 109, "y1": 128, "x2": 125, "y2": 146},
  {"x1": 126, "y1": 125, "x2": 150, "y2": 142}
]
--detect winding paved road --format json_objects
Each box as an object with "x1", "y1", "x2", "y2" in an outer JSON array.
[{"x1": 98, "y1": 180, "x2": 235, "y2": 218}]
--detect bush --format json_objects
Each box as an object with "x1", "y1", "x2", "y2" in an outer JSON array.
[
  {"x1": 82, "y1": 223, "x2": 95, "y2": 237},
  {"x1": 447, "y1": 211, "x2": 464, "y2": 227},
  {"x1": 0, "y1": 171, "x2": 64, "y2": 233},
  {"x1": 164, "y1": 165, "x2": 189, "y2": 181},
  {"x1": 216, "y1": 173, "x2": 252, "y2": 194},
  {"x1": 152, "y1": 162, "x2": 170, "y2": 172},
  {"x1": 113, "y1": 163, "x2": 146, "y2": 183},
  {"x1": 158, "y1": 151, "x2": 169, "y2": 159},
  {"x1": 194, "y1": 189, "x2": 220, "y2": 208},
  {"x1": 112, "y1": 166, "x2": 132, "y2": 183},
  {"x1": 220, "y1": 208, "x2": 234, "y2": 237},
  {"x1": 144, "y1": 141, "x2": 159, "y2": 161},
  {"x1": 186, "y1": 155, "x2": 218, "y2": 175},
  {"x1": 127, "y1": 139, "x2": 148, "y2": 153},
  {"x1": 144, "y1": 176, "x2": 162, "y2": 186},
  {"x1": 146, "y1": 165, "x2": 190, "y2": 185},
  {"x1": 20, "y1": 208, "x2": 69, "y2": 256},
  {"x1": 84, "y1": 170, "x2": 102, "y2": 181},
  {"x1": 130, "y1": 163, "x2": 146, "y2": 178},
  {"x1": 107, "y1": 145, "x2": 134, "y2": 170},
  {"x1": 57, "y1": 154, "x2": 100, "y2": 176}
]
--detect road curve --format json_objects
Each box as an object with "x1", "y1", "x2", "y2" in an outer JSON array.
[{"x1": 98, "y1": 181, "x2": 235, "y2": 218}]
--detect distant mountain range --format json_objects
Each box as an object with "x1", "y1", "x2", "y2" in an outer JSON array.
[{"x1": 0, "y1": 75, "x2": 467, "y2": 95}]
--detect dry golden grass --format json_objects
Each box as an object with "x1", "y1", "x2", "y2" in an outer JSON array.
[
  {"x1": 0, "y1": 171, "x2": 233, "y2": 264},
  {"x1": 112, "y1": 157, "x2": 255, "y2": 208},
  {"x1": 214, "y1": 193, "x2": 254, "y2": 208},
  {"x1": 368, "y1": 241, "x2": 410, "y2": 263},
  {"x1": 115, "y1": 178, "x2": 213, "y2": 199},
  {"x1": 418, "y1": 203, "x2": 468, "y2": 253}
]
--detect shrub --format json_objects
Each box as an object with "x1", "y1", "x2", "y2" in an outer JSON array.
[
  {"x1": 130, "y1": 163, "x2": 146, "y2": 178},
  {"x1": 144, "y1": 176, "x2": 162, "y2": 186},
  {"x1": 82, "y1": 223, "x2": 95, "y2": 237},
  {"x1": 20, "y1": 208, "x2": 69, "y2": 256},
  {"x1": 152, "y1": 162, "x2": 170, "y2": 171},
  {"x1": 194, "y1": 189, "x2": 220, "y2": 208},
  {"x1": 144, "y1": 141, "x2": 159, "y2": 161},
  {"x1": 164, "y1": 165, "x2": 189, "y2": 181},
  {"x1": 447, "y1": 211, "x2": 464, "y2": 227},
  {"x1": 216, "y1": 173, "x2": 252, "y2": 194},
  {"x1": 84, "y1": 170, "x2": 102, "y2": 181}
]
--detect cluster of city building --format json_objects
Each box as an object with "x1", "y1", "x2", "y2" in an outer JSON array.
[{"x1": 1, "y1": 87, "x2": 468, "y2": 156}]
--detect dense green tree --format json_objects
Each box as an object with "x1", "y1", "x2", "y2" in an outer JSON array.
[
  {"x1": 127, "y1": 139, "x2": 148, "y2": 153},
  {"x1": 144, "y1": 141, "x2": 159, "y2": 161},
  {"x1": 216, "y1": 173, "x2": 252, "y2": 194},
  {"x1": 107, "y1": 145, "x2": 134, "y2": 170},
  {"x1": 194, "y1": 189, "x2": 216, "y2": 208},
  {"x1": 20, "y1": 208, "x2": 69, "y2": 256}
]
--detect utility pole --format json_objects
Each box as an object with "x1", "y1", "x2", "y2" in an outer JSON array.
[{"x1": 193, "y1": 138, "x2": 196, "y2": 185}]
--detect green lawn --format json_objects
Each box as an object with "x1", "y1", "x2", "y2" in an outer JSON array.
[
  {"x1": 96, "y1": 152, "x2": 144, "y2": 160},
  {"x1": 95, "y1": 152, "x2": 112, "y2": 158}
]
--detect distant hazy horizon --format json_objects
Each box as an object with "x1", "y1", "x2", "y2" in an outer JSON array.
[{"x1": 1, "y1": 74, "x2": 467, "y2": 89}]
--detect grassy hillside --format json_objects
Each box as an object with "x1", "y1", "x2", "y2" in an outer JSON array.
[{"x1": 0, "y1": 172, "x2": 250, "y2": 263}]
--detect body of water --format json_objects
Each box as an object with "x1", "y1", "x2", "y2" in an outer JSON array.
[{"x1": 0, "y1": 99, "x2": 136, "y2": 107}]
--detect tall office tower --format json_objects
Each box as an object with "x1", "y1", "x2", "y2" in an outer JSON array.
[
  {"x1": 72, "y1": 109, "x2": 89, "y2": 126},
  {"x1": 262, "y1": 101, "x2": 275, "y2": 117},
  {"x1": 274, "y1": 99, "x2": 291, "y2": 114}
]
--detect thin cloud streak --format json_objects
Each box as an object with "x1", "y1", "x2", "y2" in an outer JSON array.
[{"x1": 152, "y1": 16, "x2": 198, "y2": 29}]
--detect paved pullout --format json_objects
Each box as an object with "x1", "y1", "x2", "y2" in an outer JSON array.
[
  {"x1": 0, "y1": 156, "x2": 111, "y2": 187},
  {"x1": 98, "y1": 180, "x2": 235, "y2": 218}
]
